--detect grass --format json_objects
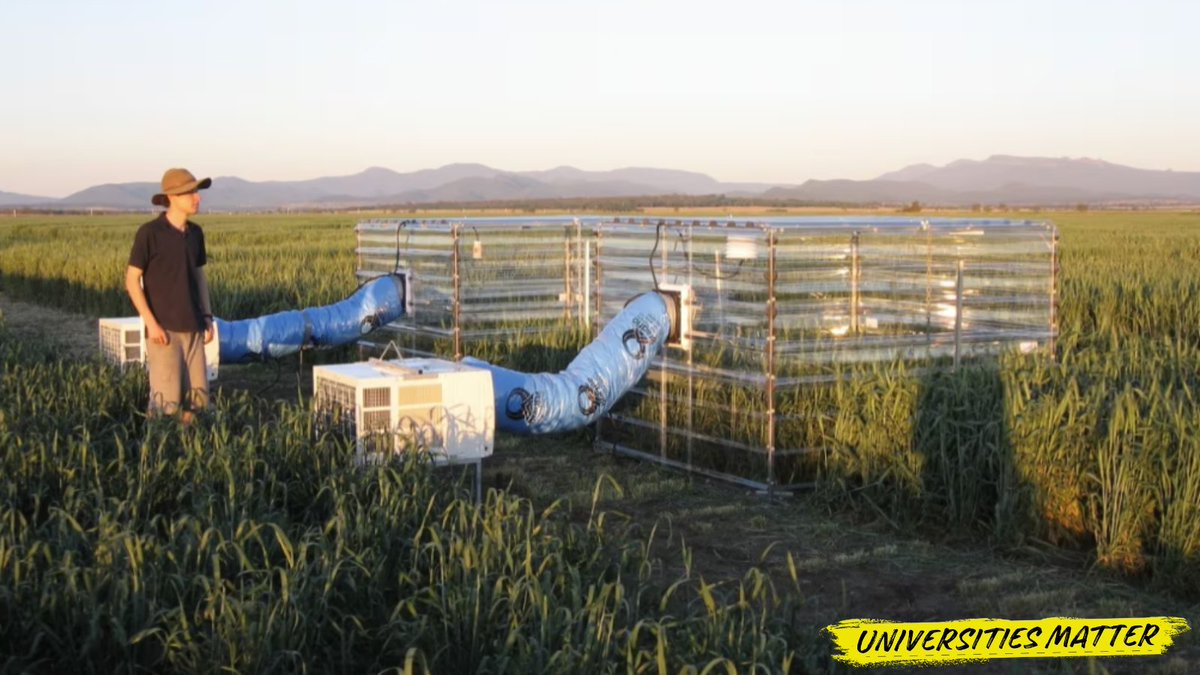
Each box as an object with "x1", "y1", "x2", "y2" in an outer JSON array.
[
  {"x1": 0, "y1": 325, "x2": 820, "y2": 673},
  {"x1": 2, "y1": 207, "x2": 1200, "y2": 671}
]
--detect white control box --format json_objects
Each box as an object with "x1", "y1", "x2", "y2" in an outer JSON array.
[
  {"x1": 313, "y1": 357, "x2": 495, "y2": 463},
  {"x1": 657, "y1": 283, "x2": 694, "y2": 351}
]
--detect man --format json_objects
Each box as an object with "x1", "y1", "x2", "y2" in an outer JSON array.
[{"x1": 125, "y1": 168, "x2": 215, "y2": 421}]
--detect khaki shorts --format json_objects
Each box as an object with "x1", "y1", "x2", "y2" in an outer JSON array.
[{"x1": 145, "y1": 329, "x2": 209, "y2": 416}]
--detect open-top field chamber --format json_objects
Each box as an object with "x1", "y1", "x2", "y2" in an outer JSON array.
[
  {"x1": 356, "y1": 217, "x2": 595, "y2": 366},
  {"x1": 356, "y1": 216, "x2": 1058, "y2": 491}
]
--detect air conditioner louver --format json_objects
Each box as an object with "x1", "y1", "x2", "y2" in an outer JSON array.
[{"x1": 99, "y1": 317, "x2": 146, "y2": 368}]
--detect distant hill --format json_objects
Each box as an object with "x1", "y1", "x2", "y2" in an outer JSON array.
[
  {"x1": 873, "y1": 155, "x2": 1200, "y2": 203},
  {"x1": 766, "y1": 156, "x2": 1200, "y2": 205},
  {"x1": 57, "y1": 182, "x2": 160, "y2": 209},
  {"x1": 18, "y1": 164, "x2": 774, "y2": 211},
  {"x1": 4, "y1": 156, "x2": 1199, "y2": 210},
  {"x1": 764, "y1": 180, "x2": 961, "y2": 204},
  {"x1": 763, "y1": 177, "x2": 1132, "y2": 206},
  {"x1": 0, "y1": 189, "x2": 54, "y2": 206}
]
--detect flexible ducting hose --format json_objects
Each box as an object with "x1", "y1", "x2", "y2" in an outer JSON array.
[
  {"x1": 216, "y1": 274, "x2": 407, "y2": 362},
  {"x1": 463, "y1": 291, "x2": 674, "y2": 435}
]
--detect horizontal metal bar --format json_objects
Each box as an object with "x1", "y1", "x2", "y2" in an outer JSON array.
[
  {"x1": 605, "y1": 413, "x2": 768, "y2": 455},
  {"x1": 602, "y1": 442, "x2": 773, "y2": 492}
]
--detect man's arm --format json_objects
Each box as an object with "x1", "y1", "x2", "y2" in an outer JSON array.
[
  {"x1": 196, "y1": 266, "x2": 214, "y2": 344},
  {"x1": 125, "y1": 265, "x2": 168, "y2": 345}
]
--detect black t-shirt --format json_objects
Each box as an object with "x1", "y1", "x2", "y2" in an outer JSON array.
[{"x1": 127, "y1": 213, "x2": 207, "y2": 332}]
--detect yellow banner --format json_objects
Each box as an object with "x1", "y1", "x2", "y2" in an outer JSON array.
[{"x1": 825, "y1": 617, "x2": 1190, "y2": 667}]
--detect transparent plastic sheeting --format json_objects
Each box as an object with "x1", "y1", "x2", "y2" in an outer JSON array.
[
  {"x1": 593, "y1": 217, "x2": 1057, "y2": 488},
  {"x1": 216, "y1": 274, "x2": 407, "y2": 363},
  {"x1": 595, "y1": 217, "x2": 1056, "y2": 381},
  {"x1": 463, "y1": 292, "x2": 671, "y2": 435},
  {"x1": 351, "y1": 216, "x2": 1056, "y2": 488},
  {"x1": 356, "y1": 219, "x2": 592, "y2": 355}
]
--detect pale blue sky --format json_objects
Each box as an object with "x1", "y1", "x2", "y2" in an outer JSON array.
[{"x1": 1, "y1": 0, "x2": 1196, "y2": 197}]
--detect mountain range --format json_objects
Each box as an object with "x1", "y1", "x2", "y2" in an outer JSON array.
[
  {"x1": 4, "y1": 156, "x2": 1199, "y2": 210},
  {"x1": 763, "y1": 156, "x2": 1200, "y2": 205}
]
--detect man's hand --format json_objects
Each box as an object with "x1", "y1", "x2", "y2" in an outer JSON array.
[
  {"x1": 147, "y1": 320, "x2": 169, "y2": 345},
  {"x1": 204, "y1": 317, "x2": 215, "y2": 344}
]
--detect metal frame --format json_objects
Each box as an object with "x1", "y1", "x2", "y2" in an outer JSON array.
[
  {"x1": 354, "y1": 216, "x2": 1060, "y2": 494},
  {"x1": 587, "y1": 217, "x2": 1059, "y2": 493}
]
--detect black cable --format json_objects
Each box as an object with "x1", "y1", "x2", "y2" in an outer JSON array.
[
  {"x1": 251, "y1": 355, "x2": 284, "y2": 399},
  {"x1": 393, "y1": 219, "x2": 410, "y2": 275},
  {"x1": 353, "y1": 219, "x2": 411, "y2": 293},
  {"x1": 649, "y1": 221, "x2": 665, "y2": 290}
]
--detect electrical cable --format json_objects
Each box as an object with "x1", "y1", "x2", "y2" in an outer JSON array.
[
  {"x1": 393, "y1": 220, "x2": 407, "y2": 275},
  {"x1": 648, "y1": 221, "x2": 665, "y2": 290},
  {"x1": 251, "y1": 354, "x2": 284, "y2": 399}
]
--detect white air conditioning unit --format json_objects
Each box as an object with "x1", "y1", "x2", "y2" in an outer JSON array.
[
  {"x1": 99, "y1": 317, "x2": 146, "y2": 367},
  {"x1": 99, "y1": 316, "x2": 220, "y2": 381},
  {"x1": 313, "y1": 357, "x2": 494, "y2": 464}
]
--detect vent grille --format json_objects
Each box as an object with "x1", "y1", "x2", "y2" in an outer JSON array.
[
  {"x1": 314, "y1": 379, "x2": 355, "y2": 415},
  {"x1": 100, "y1": 322, "x2": 143, "y2": 366},
  {"x1": 100, "y1": 326, "x2": 120, "y2": 353},
  {"x1": 363, "y1": 386, "x2": 390, "y2": 409},
  {"x1": 362, "y1": 410, "x2": 392, "y2": 432}
]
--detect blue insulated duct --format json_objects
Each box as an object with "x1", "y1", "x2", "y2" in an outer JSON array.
[
  {"x1": 463, "y1": 291, "x2": 674, "y2": 435},
  {"x1": 216, "y1": 274, "x2": 407, "y2": 363}
]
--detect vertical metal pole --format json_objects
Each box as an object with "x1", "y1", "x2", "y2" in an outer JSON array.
[
  {"x1": 409, "y1": 228, "x2": 417, "y2": 359},
  {"x1": 766, "y1": 228, "x2": 778, "y2": 492},
  {"x1": 584, "y1": 239, "x2": 591, "y2": 331},
  {"x1": 575, "y1": 218, "x2": 584, "y2": 326},
  {"x1": 593, "y1": 226, "x2": 605, "y2": 451},
  {"x1": 924, "y1": 222, "x2": 933, "y2": 355},
  {"x1": 659, "y1": 223, "x2": 669, "y2": 459},
  {"x1": 594, "y1": 228, "x2": 604, "y2": 340},
  {"x1": 564, "y1": 228, "x2": 572, "y2": 321},
  {"x1": 1049, "y1": 228, "x2": 1059, "y2": 361},
  {"x1": 355, "y1": 223, "x2": 365, "y2": 356},
  {"x1": 452, "y1": 223, "x2": 462, "y2": 361},
  {"x1": 714, "y1": 247, "x2": 724, "y2": 321},
  {"x1": 953, "y1": 259, "x2": 964, "y2": 370},
  {"x1": 686, "y1": 222, "x2": 694, "y2": 471},
  {"x1": 850, "y1": 232, "x2": 861, "y2": 335}
]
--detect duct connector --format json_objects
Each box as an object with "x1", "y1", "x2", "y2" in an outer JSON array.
[
  {"x1": 464, "y1": 290, "x2": 680, "y2": 435},
  {"x1": 216, "y1": 273, "x2": 407, "y2": 363}
]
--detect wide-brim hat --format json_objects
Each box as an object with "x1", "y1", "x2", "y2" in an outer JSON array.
[{"x1": 151, "y1": 168, "x2": 211, "y2": 206}]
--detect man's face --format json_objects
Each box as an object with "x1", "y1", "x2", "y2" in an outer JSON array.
[{"x1": 168, "y1": 190, "x2": 201, "y2": 215}]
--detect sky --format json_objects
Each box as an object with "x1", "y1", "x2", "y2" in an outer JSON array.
[{"x1": 1, "y1": 0, "x2": 1197, "y2": 198}]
